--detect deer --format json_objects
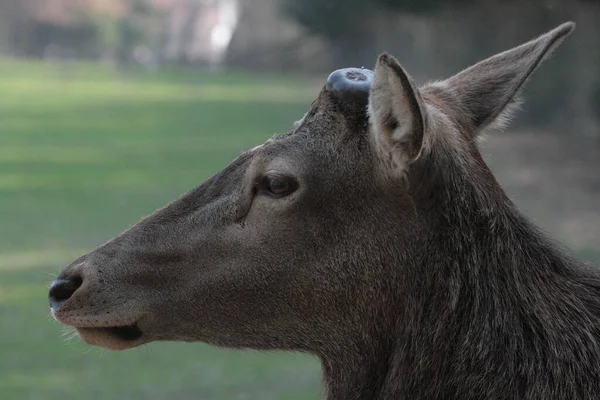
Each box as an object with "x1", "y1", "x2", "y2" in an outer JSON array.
[{"x1": 49, "y1": 22, "x2": 600, "y2": 399}]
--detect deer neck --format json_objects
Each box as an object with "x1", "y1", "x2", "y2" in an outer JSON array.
[{"x1": 320, "y1": 340, "x2": 397, "y2": 400}]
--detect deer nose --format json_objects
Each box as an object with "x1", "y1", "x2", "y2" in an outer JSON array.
[
  {"x1": 326, "y1": 68, "x2": 373, "y2": 99},
  {"x1": 48, "y1": 276, "x2": 83, "y2": 310}
]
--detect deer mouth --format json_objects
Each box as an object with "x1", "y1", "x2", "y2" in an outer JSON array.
[
  {"x1": 74, "y1": 323, "x2": 145, "y2": 350},
  {"x1": 87, "y1": 323, "x2": 143, "y2": 341}
]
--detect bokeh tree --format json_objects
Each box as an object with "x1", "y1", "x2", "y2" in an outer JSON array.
[
  {"x1": 281, "y1": 0, "x2": 475, "y2": 68},
  {"x1": 282, "y1": 0, "x2": 599, "y2": 138}
]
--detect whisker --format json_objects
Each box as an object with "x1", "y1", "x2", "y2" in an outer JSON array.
[{"x1": 61, "y1": 327, "x2": 77, "y2": 341}]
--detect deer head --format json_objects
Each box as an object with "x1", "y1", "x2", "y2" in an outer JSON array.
[{"x1": 49, "y1": 22, "x2": 576, "y2": 397}]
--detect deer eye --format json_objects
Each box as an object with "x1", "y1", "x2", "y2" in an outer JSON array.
[{"x1": 258, "y1": 174, "x2": 297, "y2": 198}]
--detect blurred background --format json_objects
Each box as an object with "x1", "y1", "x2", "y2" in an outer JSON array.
[{"x1": 0, "y1": 0, "x2": 598, "y2": 399}]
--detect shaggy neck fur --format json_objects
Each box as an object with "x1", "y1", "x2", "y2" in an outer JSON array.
[{"x1": 322, "y1": 140, "x2": 600, "y2": 400}]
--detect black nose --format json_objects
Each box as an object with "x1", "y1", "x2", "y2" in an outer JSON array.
[
  {"x1": 326, "y1": 68, "x2": 373, "y2": 99},
  {"x1": 49, "y1": 276, "x2": 83, "y2": 309}
]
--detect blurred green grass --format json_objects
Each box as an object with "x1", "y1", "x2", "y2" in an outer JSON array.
[{"x1": 0, "y1": 61, "x2": 322, "y2": 399}]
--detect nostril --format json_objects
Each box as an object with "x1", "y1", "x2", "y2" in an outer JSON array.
[{"x1": 49, "y1": 276, "x2": 83, "y2": 309}]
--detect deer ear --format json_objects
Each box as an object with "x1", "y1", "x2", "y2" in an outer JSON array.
[
  {"x1": 442, "y1": 22, "x2": 575, "y2": 135},
  {"x1": 368, "y1": 53, "x2": 426, "y2": 170}
]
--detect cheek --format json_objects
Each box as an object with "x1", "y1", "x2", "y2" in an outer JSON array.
[{"x1": 240, "y1": 200, "x2": 297, "y2": 244}]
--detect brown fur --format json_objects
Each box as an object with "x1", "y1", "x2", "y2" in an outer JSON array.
[{"x1": 50, "y1": 22, "x2": 600, "y2": 399}]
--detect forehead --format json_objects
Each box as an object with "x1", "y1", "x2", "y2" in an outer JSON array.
[
  {"x1": 246, "y1": 86, "x2": 372, "y2": 170},
  {"x1": 286, "y1": 89, "x2": 369, "y2": 141}
]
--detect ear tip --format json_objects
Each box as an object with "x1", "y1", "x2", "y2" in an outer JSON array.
[
  {"x1": 553, "y1": 21, "x2": 576, "y2": 38},
  {"x1": 375, "y1": 53, "x2": 404, "y2": 77},
  {"x1": 377, "y1": 53, "x2": 393, "y2": 65}
]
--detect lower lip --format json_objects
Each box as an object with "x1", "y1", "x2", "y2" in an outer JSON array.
[{"x1": 51, "y1": 310, "x2": 143, "y2": 342}]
